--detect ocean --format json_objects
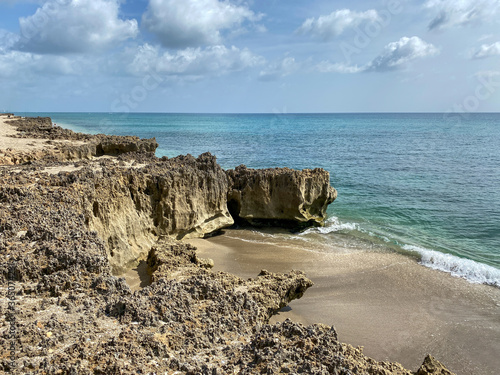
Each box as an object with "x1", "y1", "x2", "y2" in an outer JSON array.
[{"x1": 19, "y1": 112, "x2": 500, "y2": 287}]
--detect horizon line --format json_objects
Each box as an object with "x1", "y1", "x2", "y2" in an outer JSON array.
[{"x1": 7, "y1": 111, "x2": 500, "y2": 115}]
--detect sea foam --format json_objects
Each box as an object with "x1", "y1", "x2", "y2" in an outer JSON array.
[
  {"x1": 403, "y1": 245, "x2": 500, "y2": 287},
  {"x1": 301, "y1": 216, "x2": 358, "y2": 235}
]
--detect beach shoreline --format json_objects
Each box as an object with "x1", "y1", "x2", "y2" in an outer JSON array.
[
  {"x1": 2, "y1": 112, "x2": 497, "y2": 374},
  {"x1": 188, "y1": 229, "x2": 500, "y2": 375}
]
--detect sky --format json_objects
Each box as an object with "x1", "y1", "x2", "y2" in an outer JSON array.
[{"x1": 0, "y1": 0, "x2": 499, "y2": 113}]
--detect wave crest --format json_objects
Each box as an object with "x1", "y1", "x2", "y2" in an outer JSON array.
[{"x1": 403, "y1": 245, "x2": 500, "y2": 287}]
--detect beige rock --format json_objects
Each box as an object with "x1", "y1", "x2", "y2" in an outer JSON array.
[
  {"x1": 417, "y1": 355, "x2": 456, "y2": 375},
  {"x1": 227, "y1": 165, "x2": 337, "y2": 227},
  {"x1": 83, "y1": 153, "x2": 234, "y2": 273},
  {"x1": 1, "y1": 116, "x2": 158, "y2": 165}
]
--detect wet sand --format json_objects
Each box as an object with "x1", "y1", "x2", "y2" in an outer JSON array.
[{"x1": 189, "y1": 229, "x2": 500, "y2": 375}]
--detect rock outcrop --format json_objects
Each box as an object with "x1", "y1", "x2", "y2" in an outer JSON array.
[
  {"x1": 81, "y1": 153, "x2": 234, "y2": 273},
  {"x1": 0, "y1": 116, "x2": 455, "y2": 374},
  {"x1": 0, "y1": 167, "x2": 454, "y2": 373},
  {"x1": 1, "y1": 116, "x2": 158, "y2": 165},
  {"x1": 417, "y1": 355, "x2": 455, "y2": 375},
  {"x1": 227, "y1": 165, "x2": 337, "y2": 228}
]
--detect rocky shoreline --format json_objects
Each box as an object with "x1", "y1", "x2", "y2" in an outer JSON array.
[{"x1": 0, "y1": 114, "x2": 453, "y2": 374}]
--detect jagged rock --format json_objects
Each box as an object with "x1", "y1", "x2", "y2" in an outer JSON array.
[
  {"x1": 81, "y1": 153, "x2": 234, "y2": 273},
  {"x1": 2, "y1": 116, "x2": 158, "y2": 164},
  {"x1": 417, "y1": 355, "x2": 455, "y2": 375},
  {"x1": 0, "y1": 116, "x2": 455, "y2": 374},
  {"x1": 226, "y1": 165, "x2": 337, "y2": 228},
  {"x1": 232, "y1": 320, "x2": 417, "y2": 375}
]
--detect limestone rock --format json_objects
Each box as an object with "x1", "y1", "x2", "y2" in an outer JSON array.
[
  {"x1": 417, "y1": 355, "x2": 456, "y2": 375},
  {"x1": 0, "y1": 116, "x2": 456, "y2": 374},
  {"x1": 227, "y1": 165, "x2": 337, "y2": 227},
  {"x1": 3, "y1": 116, "x2": 158, "y2": 164},
  {"x1": 78, "y1": 153, "x2": 234, "y2": 273}
]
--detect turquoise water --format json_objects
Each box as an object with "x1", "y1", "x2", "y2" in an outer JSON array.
[{"x1": 19, "y1": 112, "x2": 500, "y2": 286}]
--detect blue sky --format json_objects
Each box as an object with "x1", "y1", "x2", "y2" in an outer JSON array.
[{"x1": 0, "y1": 0, "x2": 499, "y2": 113}]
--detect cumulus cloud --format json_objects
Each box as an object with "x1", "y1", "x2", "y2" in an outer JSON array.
[
  {"x1": 314, "y1": 37, "x2": 439, "y2": 74},
  {"x1": 297, "y1": 9, "x2": 380, "y2": 41},
  {"x1": 472, "y1": 41, "x2": 500, "y2": 59},
  {"x1": 0, "y1": 50, "x2": 81, "y2": 78},
  {"x1": 258, "y1": 56, "x2": 300, "y2": 81},
  {"x1": 425, "y1": 0, "x2": 500, "y2": 30},
  {"x1": 128, "y1": 43, "x2": 264, "y2": 77},
  {"x1": 142, "y1": 0, "x2": 260, "y2": 49},
  {"x1": 16, "y1": 0, "x2": 138, "y2": 54},
  {"x1": 365, "y1": 36, "x2": 439, "y2": 72},
  {"x1": 0, "y1": 29, "x2": 19, "y2": 52}
]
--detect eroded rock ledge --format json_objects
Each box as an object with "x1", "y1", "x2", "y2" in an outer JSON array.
[{"x1": 0, "y1": 115, "x2": 454, "y2": 374}]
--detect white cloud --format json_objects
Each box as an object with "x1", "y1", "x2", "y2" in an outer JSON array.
[
  {"x1": 475, "y1": 70, "x2": 500, "y2": 77},
  {"x1": 425, "y1": 0, "x2": 500, "y2": 30},
  {"x1": 16, "y1": 0, "x2": 138, "y2": 54},
  {"x1": 0, "y1": 29, "x2": 19, "y2": 52},
  {"x1": 0, "y1": 50, "x2": 81, "y2": 78},
  {"x1": 258, "y1": 56, "x2": 300, "y2": 81},
  {"x1": 315, "y1": 61, "x2": 362, "y2": 74},
  {"x1": 365, "y1": 36, "x2": 439, "y2": 72},
  {"x1": 478, "y1": 34, "x2": 494, "y2": 42},
  {"x1": 128, "y1": 43, "x2": 264, "y2": 77},
  {"x1": 142, "y1": 0, "x2": 260, "y2": 48},
  {"x1": 0, "y1": 51, "x2": 32, "y2": 77},
  {"x1": 297, "y1": 9, "x2": 380, "y2": 41},
  {"x1": 472, "y1": 41, "x2": 500, "y2": 59},
  {"x1": 315, "y1": 36, "x2": 439, "y2": 75}
]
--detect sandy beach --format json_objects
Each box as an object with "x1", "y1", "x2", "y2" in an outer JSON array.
[{"x1": 189, "y1": 229, "x2": 500, "y2": 375}]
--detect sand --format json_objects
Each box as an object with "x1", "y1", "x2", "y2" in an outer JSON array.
[
  {"x1": 188, "y1": 229, "x2": 500, "y2": 375},
  {"x1": 0, "y1": 114, "x2": 51, "y2": 151},
  {"x1": 0, "y1": 114, "x2": 88, "y2": 156}
]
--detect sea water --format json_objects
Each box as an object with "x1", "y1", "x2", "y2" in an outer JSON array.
[{"x1": 19, "y1": 112, "x2": 500, "y2": 286}]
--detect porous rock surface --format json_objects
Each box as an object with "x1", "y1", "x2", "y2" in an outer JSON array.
[
  {"x1": 0, "y1": 167, "x2": 453, "y2": 374},
  {"x1": 0, "y1": 116, "x2": 454, "y2": 374},
  {"x1": 81, "y1": 153, "x2": 234, "y2": 273},
  {"x1": 227, "y1": 165, "x2": 337, "y2": 227},
  {"x1": 0, "y1": 116, "x2": 157, "y2": 164}
]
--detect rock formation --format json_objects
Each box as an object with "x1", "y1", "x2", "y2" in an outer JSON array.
[
  {"x1": 227, "y1": 165, "x2": 337, "y2": 227},
  {"x1": 0, "y1": 116, "x2": 157, "y2": 165},
  {"x1": 417, "y1": 355, "x2": 455, "y2": 375},
  {"x1": 81, "y1": 153, "x2": 234, "y2": 273},
  {"x1": 0, "y1": 115, "x2": 455, "y2": 374}
]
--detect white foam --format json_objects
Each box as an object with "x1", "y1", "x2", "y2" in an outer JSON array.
[
  {"x1": 403, "y1": 245, "x2": 500, "y2": 287},
  {"x1": 301, "y1": 216, "x2": 358, "y2": 235}
]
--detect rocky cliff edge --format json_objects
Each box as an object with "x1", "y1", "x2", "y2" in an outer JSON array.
[{"x1": 0, "y1": 115, "x2": 454, "y2": 374}]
